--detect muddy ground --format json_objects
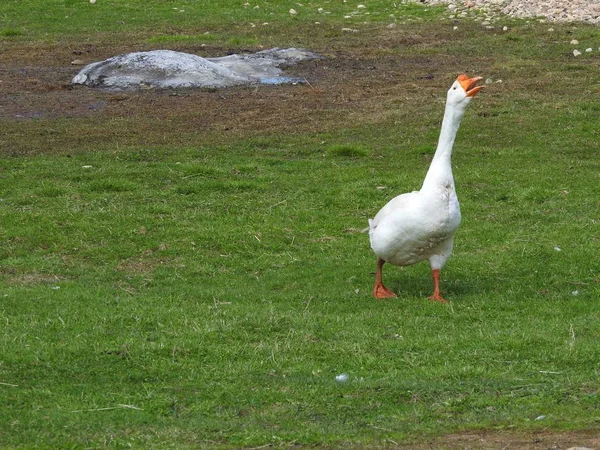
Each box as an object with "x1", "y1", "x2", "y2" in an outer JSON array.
[
  {"x1": 0, "y1": 27, "x2": 493, "y2": 156},
  {"x1": 0, "y1": 30, "x2": 598, "y2": 450}
]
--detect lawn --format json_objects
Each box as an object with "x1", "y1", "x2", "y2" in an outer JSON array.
[{"x1": 1, "y1": 0, "x2": 600, "y2": 448}]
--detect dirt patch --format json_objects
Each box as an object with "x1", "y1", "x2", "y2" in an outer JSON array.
[
  {"x1": 0, "y1": 26, "x2": 491, "y2": 156},
  {"x1": 336, "y1": 430, "x2": 600, "y2": 449},
  {"x1": 2, "y1": 270, "x2": 64, "y2": 285},
  {"x1": 422, "y1": 430, "x2": 600, "y2": 449}
]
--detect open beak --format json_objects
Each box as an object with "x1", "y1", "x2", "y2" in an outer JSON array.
[{"x1": 457, "y1": 74, "x2": 484, "y2": 97}]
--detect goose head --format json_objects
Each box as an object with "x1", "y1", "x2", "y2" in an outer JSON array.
[{"x1": 446, "y1": 74, "x2": 484, "y2": 108}]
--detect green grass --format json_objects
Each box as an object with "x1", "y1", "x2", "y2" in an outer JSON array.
[
  {"x1": 1, "y1": 0, "x2": 600, "y2": 448},
  {"x1": 0, "y1": 0, "x2": 442, "y2": 41}
]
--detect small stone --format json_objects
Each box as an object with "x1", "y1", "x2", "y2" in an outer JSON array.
[
  {"x1": 89, "y1": 0, "x2": 96, "y2": 3},
  {"x1": 335, "y1": 373, "x2": 349, "y2": 382},
  {"x1": 503, "y1": 26, "x2": 508, "y2": 31},
  {"x1": 535, "y1": 415, "x2": 546, "y2": 421},
  {"x1": 317, "y1": 7, "x2": 323, "y2": 12},
  {"x1": 570, "y1": 39, "x2": 579, "y2": 45},
  {"x1": 482, "y1": 20, "x2": 490, "y2": 25},
  {"x1": 341, "y1": 28, "x2": 358, "y2": 32},
  {"x1": 71, "y1": 59, "x2": 85, "y2": 65},
  {"x1": 548, "y1": 27, "x2": 554, "y2": 31},
  {"x1": 357, "y1": 4, "x2": 366, "y2": 8},
  {"x1": 289, "y1": 8, "x2": 297, "y2": 15},
  {"x1": 585, "y1": 48, "x2": 593, "y2": 52},
  {"x1": 453, "y1": 26, "x2": 458, "y2": 30},
  {"x1": 571, "y1": 290, "x2": 579, "y2": 296},
  {"x1": 573, "y1": 49, "x2": 582, "y2": 56},
  {"x1": 387, "y1": 23, "x2": 396, "y2": 29},
  {"x1": 554, "y1": 246, "x2": 562, "y2": 252}
]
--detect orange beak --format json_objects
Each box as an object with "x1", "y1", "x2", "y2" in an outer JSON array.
[{"x1": 457, "y1": 74, "x2": 484, "y2": 97}]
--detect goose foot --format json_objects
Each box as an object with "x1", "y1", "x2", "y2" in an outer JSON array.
[
  {"x1": 427, "y1": 293, "x2": 449, "y2": 304},
  {"x1": 428, "y1": 268, "x2": 449, "y2": 303},
  {"x1": 374, "y1": 283, "x2": 397, "y2": 299},
  {"x1": 373, "y1": 257, "x2": 397, "y2": 299}
]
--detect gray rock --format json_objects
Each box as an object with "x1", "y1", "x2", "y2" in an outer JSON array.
[{"x1": 72, "y1": 48, "x2": 319, "y2": 90}]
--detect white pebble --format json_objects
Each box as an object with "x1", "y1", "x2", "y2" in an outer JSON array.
[
  {"x1": 503, "y1": 26, "x2": 508, "y2": 31},
  {"x1": 585, "y1": 48, "x2": 593, "y2": 52},
  {"x1": 89, "y1": 0, "x2": 96, "y2": 3},
  {"x1": 335, "y1": 373, "x2": 349, "y2": 382},
  {"x1": 573, "y1": 49, "x2": 582, "y2": 57},
  {"x1": 535, "y1": 415, "x2": 546, "y2": 421},
  {"x1": 570, "y1": 39, "x2": 579, "y2": 45},
  {"x1": 554, "y1": 246, "x2": 562, "y2": 252},
  {"x1": 453, "y1": 26, "x2": 458, "y2": 30},
  {"x1": 548, "y1": 27, "x2": 554, "y2": 32},
  {"x1": 571, "y1": 290, "x2": 579, "y2": 296},
  {"x1": 318, "y1": 7, "x2": 323, "y2": 12},
  {"x1": 357, "y1": 4, "x2": 366, "y2": 8},
  {"x1": 289, "y1": 8, "x2": 297, "y2": 15}
]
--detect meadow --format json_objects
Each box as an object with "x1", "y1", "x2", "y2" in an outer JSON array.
[{"x1": 1, "y1": 0, "x2": 600, "y2": 448}]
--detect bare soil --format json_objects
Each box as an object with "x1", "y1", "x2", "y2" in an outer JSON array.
[
  {"x1": 0, "y1": 29, "x2": 488, "y2": 156},
  {"x1": 416, "y1": 430, "x2": 600, "y2": 449}
]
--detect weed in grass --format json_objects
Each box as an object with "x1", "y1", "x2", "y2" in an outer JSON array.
[
  {"x1": 326, "y1": 144, "x2": 369, "y2": 158},
  {"x1": 0, "y1": 28, "x2": 23, "y2": 37}
]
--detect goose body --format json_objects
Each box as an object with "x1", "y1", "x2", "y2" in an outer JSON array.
[{"x1": 369, "y1": 74, "x2": 483, "y2": 302}]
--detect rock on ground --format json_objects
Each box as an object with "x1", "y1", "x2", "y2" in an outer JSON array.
[{"x1": 72, "y1": 48, "x2": 319, "y2": 90}]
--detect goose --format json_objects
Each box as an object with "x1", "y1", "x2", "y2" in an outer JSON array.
[{"x1": 368, "y1": 74, "x2": 484, "y2": 302}]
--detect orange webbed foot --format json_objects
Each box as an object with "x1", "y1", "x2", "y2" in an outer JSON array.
[
  {"x1": 374, "y1": 283, "x2": 397, "y2": 299},
  {"x1": 427, "y1": 293, "x2": 449, "y2": 304}
]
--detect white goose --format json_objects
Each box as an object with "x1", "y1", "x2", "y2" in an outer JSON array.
[{"x1": 368, "y1": 74, "x2": 483, "y2": 302}]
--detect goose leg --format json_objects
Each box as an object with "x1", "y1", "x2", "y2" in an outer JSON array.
[
  {"x1": 373, "y1": 258, "x2": 397, "y2": 299},
  {"x1": 428, "y1": 269, "x2": 448, "y2": 303}
]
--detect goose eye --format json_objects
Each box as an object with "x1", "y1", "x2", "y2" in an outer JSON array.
[{"x1": 453, "y1": 87, "x2": 457, "y2": 90}]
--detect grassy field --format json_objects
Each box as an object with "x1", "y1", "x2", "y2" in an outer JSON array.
[{"x1": 1, "y1": 0, "x2": 600, "y2": 448}]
